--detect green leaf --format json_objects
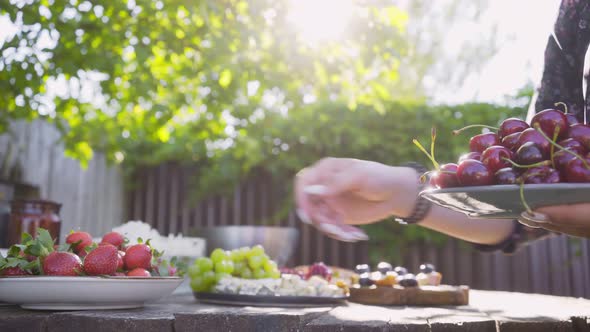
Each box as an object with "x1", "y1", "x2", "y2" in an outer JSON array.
[{"x1": 218, "y1": 69, "x2": 232, "y2": 88}]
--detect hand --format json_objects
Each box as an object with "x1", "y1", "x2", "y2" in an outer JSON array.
[
  {"x1": 518, "y1": 204, "x2": 590, "y2": 238},
  {"x1": 294, "y1": 157, "x2": 419, "y2": 242}
]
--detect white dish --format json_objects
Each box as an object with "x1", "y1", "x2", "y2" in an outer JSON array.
[{"x1": 0, "y1": 276, "x2": 183, "y2": 310}]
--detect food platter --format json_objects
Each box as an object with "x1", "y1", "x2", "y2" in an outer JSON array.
[
  {"x1": 0, "y1": 276, "x2": 183, "y2": 310},
  {"x1": 420, "y1": 183, "x2": 590, "y2": 219},
  {"x1": 348, "y1": 285, "x2": 469, "y2": 306},
  {"x1": 193, "y1": 292, "x2": 348, "y2": 307}
]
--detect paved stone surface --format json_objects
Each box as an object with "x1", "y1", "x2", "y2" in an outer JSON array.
[{"x1": 1, "y1": 290, "x2": 589, "y2": 332}]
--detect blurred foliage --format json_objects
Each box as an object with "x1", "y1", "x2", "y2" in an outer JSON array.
[{"x1": 1, "y1": 0, "x2": 524, "y2": 259}]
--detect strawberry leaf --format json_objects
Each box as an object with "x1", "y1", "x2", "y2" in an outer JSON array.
[
  {"x1": 7, "y1": 244, "x2": 22, "y2": 257},
  {"x1": 37, "y1": 229, "x2": 55, "y2": 251},
  {"x1": 21, "y1": 232, "x2": 33, "y2": 245}
]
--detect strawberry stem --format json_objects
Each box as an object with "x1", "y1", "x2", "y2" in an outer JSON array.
[
  {"x1": 452, "y1": 124, "x2": 499, "y2": 136},
  {"x1": 532, "y1": 123, "x2": 590, "y2": 170},
  {"x1": 413, "y1": 139, "x2": 440, "y2": 170},
  {"x1": 554, "y1": 102, "x2": 568, "y2": 114}
]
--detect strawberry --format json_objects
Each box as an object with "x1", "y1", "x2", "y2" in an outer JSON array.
[
  {"x1": 83, "y1": 244, "x2": 119, "y2": 276},
  {"x1": 124, "y1": 244, "x2": 152, "y2": 270},
  {"x1": 1, "y1": 267, "x2": 30, "y2": 276},
  {"x1": 101, "y1": 232, "x2": 126, "y2": 249},
  {"x1": 126, "y1": 268, "x2": 151, "y2": 277},
  {"x1": 117, "y1": 251, "x2": 125, "y2": 271},
  {"x1": 66, "y1": 231, "x2": 93, "y2": 253},
  {"x1": 43, "y1": 252, "x2": 82, "y2": 276}
]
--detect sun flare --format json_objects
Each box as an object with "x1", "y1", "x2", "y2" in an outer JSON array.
[{"x1": 286, "y1": 0, "x2": 355, "y2": 44}]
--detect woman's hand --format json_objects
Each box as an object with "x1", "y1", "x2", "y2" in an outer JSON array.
[
  {"x1": 518, "y1": 204, "x2": 590, "y2": 238},
  {"x1": 294, "y1": 157, "x2": 420, "y2": 242}
]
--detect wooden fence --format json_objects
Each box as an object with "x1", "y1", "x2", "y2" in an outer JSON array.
[
  {"x1": 0, "y1": 120, "x2": 125, "y2": 241},
  {"x1": 128, "y1": 162, "x2": 590, "y2": 299}
]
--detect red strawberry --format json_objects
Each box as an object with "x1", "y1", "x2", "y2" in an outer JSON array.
[
  {"x1": 101, "y1": 232, "x2": 125, "y2": 249},
  {"x1": 77, "y1": 249, "x2": 89, "y2": 259},
  {"x1": 1, "y1": 267, "x2": 30, "y2": 276},
  {"x1": 117, "y1": 251, "x2": 125, "y2": 271},
  {"x1": 83, "y1": 244, "x2": 119, "y2": 276},
  {"x1": 126, "y1": 268, "x2": 151, "y2": 277},
  {"x1": 124, "y1": 244, "x2": 152, "y2": 270},
  {"x1": 66, "y1": 231, "x2": 93, "y2": 253},
  {"x1": 43, "y1": 252, "x2": 82, "y2": 276}
]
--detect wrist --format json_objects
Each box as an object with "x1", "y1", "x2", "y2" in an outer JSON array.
[{"x1": 388, "y1": 166, "x2": 423, "y2": 218}]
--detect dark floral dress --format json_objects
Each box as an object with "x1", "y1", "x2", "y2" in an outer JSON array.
[{"x1": 477, "y1": 0, "x2": 590, "y2": 254}]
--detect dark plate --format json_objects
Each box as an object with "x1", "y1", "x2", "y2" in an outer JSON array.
[
  {"x1": 420, "y1": 184, "x2": 590, "y2": 219},
  {"x1": 193, "y1": 292, "x2": 348, "y2": 307}
]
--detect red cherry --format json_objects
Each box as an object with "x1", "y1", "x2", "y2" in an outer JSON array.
[
  {"x1": 553, "y1": 150, "x2": 579, "y2": 171},
  {"x1": 565, "y1": 157, "x2": 590, "y2": 183},
  {"x1": 481, "y1": 145, "x2": 514, "y2": 173},
  {"x1": 517, "y1": 128, "x2": 551, "y2": 157},
  {"x1": 457, "y1": 160, "x2": 493, "y2": 186},
  {"x1": 531, "y1": 108, "x2": 568, "y2": 140},
  {"x1": 494, "y1": 167, "x2": 519, "y2": 184},
  {"x1": 501, "y1": 132, "x2": 522, "y2": 151},
  {"x1": 458, "y1": 152, "x2": 481, "y2": 162},
  {"x1": 521, "y1": 166, "x2": 561, "y2": 184},
  {"x1": 557, "y1": 138, "x2": 587, "y2": 153},
  {"x1": 566, "y1": 113, "x2": 580, "y2": 126},
  {"x1": 515, "y1": 142, "x2": 545, "y2": 166},
  {"x1": 469, "y1": 133, "x2": 499, "y2": 153},
  {"x1": 567, "y1": 124, "x2": 590, "y2": 151},
  {"x1": 430, "y1": 163, "x2": 459, "y2": 189},
  {"x1": 498, "y1": 118, "x2": 529, "y2": 139}
]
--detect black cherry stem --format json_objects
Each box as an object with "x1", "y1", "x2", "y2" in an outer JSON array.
[
  {"x1": 452, "y1": 124, "x2": 499, "y2": 136},
  {"x1": 533, "y1": 123, "x2": 590, "y2": 169}
]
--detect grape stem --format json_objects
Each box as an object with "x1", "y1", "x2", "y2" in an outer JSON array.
[
  {"x1": 452, "y1": 124, "x2": 499, "y2": 136},
  {"x1": 532, "y1": 124, "x2": 590, "y2": 169}
]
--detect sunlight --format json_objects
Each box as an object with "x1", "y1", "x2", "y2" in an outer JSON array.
[{"x1": 286, "y1": 0, "x2": 354, "y2": 44}]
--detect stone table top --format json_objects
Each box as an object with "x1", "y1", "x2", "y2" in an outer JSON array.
[{"x1": 1, "y1": 290, "x2": 590, "y2": 332}]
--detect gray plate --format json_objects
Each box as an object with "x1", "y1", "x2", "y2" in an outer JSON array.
[
  {"x1": 420, "y1": 184, "x2": 590, "y2": 219},
  {"x1": 193, "y1": 292, "x2": 348, "y2": 307}
]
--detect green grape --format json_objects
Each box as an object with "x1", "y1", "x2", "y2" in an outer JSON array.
[
  {"x1": 240, "y1": 267, "x2": 253, "y2": 279},
  {"x1": 211, "y1": 248, "x2": 229, "y2": 263},
  {"x1": 190, "y1": 276, "x2": 209, "y2": 292},
  {"x1": 234, "y1": 261, "x2": 247, "y2": 274},
  {"x1": 248, "y1": 245, "x2": 265, "y2": 257},
  {"x1": 202, "y1": 271, "x2": 217, "y2": 287},
  {"x1": 214, "y1": 260, "x2": 235, "y2": 274},
  {"x1": 267, "y1": 268, "x2": 281, "y2": 279},
  {"x1": 253, "y1": 268, "x2": 266, "y2": 279},
  {"x1": 188, "y1": 265, "x2": 202, "y2": 278},
  {"x1": 215, "y1": 272, "x2": 231, "y2": 282},
  {"x1": 247, "y1": 255, "x2": 264, "y2": 270},
  {"x1": 263, "y1": 260, "x2": 277, "y2": 273},
  {"x1": 230, "y1": 249, "x2": 246, "y2": 261},
  {"x1": 194, "y1": 257, "x2": 213, "y2": 272}
]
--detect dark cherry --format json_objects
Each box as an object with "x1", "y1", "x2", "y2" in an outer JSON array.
[
  {"x1": 517, "y1": 128, "x2": 550, "y2": 157},
  {"x1": 531, "y1": 108, "x2": 568, "y2": 140},
  {"x1": 501, "y1": 132, "x2": 522, "y2": 151},
  {"x1": 458, "y1": 152, "x2": 481, "y2": 162},
  {"x1": 567, "y1": 124, "x2": 590, "y2": 151},
  {"x1": 498, "y1": 118, "x2": 529, "y2": 139},
  {"x1": 521, "y1": 166, "x2": 561, "y2": 184},
  {"x1": 557, "y1": 138, "x2": 587, "y2": 154},
  {"x1": 430, "y1": 163, "x2": 459, "y2": 189},
  {"x1": 494, "y1": 167, "x2": 519, "y2": 184},
  {"x1": 469, "y1": 133, "x2": 499, "y2": 153},
  {"x1": 457, "y1": 159, "x2": 493, "y2": 186},
  {"x1": 565, "y1": 157, "x2": 590, "y2": 183},
  {"x1": 481, "y1": 145, "x2": 514, "y2": 173},
  {"x1": 515, "y1": 142, "x2": 545, "y2": 166},
  {"x1": 553, "y1": 150, "x2": 579, "y2": 171}
]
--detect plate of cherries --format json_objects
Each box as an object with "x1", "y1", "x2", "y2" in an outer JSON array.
[{"x1": 417, "y1": 103, "x2": 590, "y2": 219}]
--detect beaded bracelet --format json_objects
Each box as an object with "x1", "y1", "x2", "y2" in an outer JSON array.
[{"x1": 393, "y1": 162, "x2": 432, "y2": 225}]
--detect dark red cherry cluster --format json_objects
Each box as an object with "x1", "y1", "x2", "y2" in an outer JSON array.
[{"x1": 420, "y1": 104, "x2": 590, "y2": 188}]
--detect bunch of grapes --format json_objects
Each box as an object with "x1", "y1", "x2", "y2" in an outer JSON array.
[{"x1": 188, "y1": 245, "x2": 281, "y2": 292}]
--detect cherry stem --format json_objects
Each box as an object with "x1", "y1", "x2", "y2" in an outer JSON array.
[
  {"x1": 532, "y1": 124, "x2": 590, "y2": 170},
  {"x1": 501, "y1": 158, "x2": 551, "y2": 169},
  {"x1": 554, "y1": 102, "x2": 568, "y2": 114},
  {"x1": 413, "y1": 139, "x2": 440, "y2": 170},
  {"x1": 430, "y1": 127, "x2": 436, "y2": 165},
  {"x1": 549, "y1": 126, "x2": 560, "y2": 169},
  {"x1": 519, "y1": 181, "x2": 533, "y2": 215},
  {"x1": 452, "y1": 124, "x2": 499, "y2": 136}
]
